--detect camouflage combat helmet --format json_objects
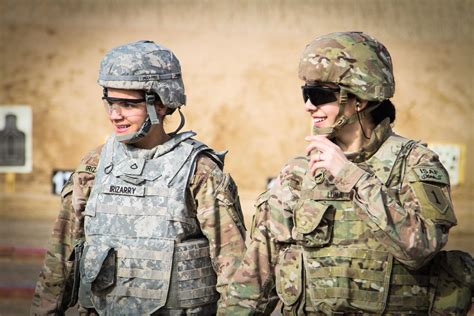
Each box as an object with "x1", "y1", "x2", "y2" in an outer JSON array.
[
  {"x1": 299, "y1": 32, "x2": 394, "y2": 136},
  {"x1": 98, "y1": 40, "x2": 186, "y2": 143}
]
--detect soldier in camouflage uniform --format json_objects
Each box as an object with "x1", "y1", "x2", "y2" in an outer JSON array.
[
  {"x1": 31, "y1": 40, "x2": 247, "y2": 316},
  {"x1": 222, "y1": 32, "x2": 472, "y2": 315}
]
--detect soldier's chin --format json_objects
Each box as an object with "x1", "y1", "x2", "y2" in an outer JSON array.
[{"x1": 115, "y1": 131, "x2": 142, "y2": 144}]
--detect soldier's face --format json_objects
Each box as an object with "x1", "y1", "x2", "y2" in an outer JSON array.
[
  {"x1": 304, "y1": 95, "x2": 340, "y2": 129},
  {"x1": 105, "y1": 88, "x2": 148, "y2": 136},
  {"x1": 304, "y1": 89, "x2": 359, "y2": 133}
]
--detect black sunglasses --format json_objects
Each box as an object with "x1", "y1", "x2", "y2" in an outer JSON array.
[{"x1": 301, "y1": 85, "x2": 340, "y2": 106}]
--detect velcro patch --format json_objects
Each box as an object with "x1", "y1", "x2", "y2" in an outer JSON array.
[
  {"x1": 104, "y1": 185, "x2": 144, "y2": 196},
  {"x1": 411, "y1": 182, "x2": 455, "y2": 224},
  {"x1": 413, "y1": 166, "x2": 449, "y2": 184},
  {"x1": 76, "y1": 163, "x2": 97, "y2": 174},
  {"x1": 422, "y1": 183, "x2": 449, "y2": 214},
  {"x1": 85, "y1": 165, "x2": 97, "y2": 173}
]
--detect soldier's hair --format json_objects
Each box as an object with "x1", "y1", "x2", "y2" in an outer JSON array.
[
  {"x1": 149, "y1": 92, "x2": 176, "y2": 116},
  {"x1": 139, "y1": 90, "x2": 175, "y2": 116},
  {"x1": 347, "y1": 92, "x2": 396, "y2": 125},
  {"x1": 368, "y1": 99, "x2": 396, "y2": 125}
]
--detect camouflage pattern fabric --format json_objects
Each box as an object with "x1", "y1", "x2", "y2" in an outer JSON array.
[
  {"x1": 222, "y1": 121, "x2": 464, "y2": 315},
  {"x1": 82, "y1": 132, "x2": 225, "y2": 314},
  {"x1": 31, "y1": 133, "x2": 246, "y2": 315},
  {"x1": 430, "y1": 250, "x2": 473, "y2": 315},
  {"x1": 31, "y1": 146, "x2": 102, "y2": 315},
  {"x1": 98, "y1": 40, "x2": 186, "y2": 109},
  {"x1": 299, "y1": 31, "x2": 394, "y2": 101}
]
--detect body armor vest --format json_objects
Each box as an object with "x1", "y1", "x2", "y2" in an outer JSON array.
[
  {"x1": 80, "y1": 132, "x2": 221, "y2": 315},
  {"x1": 276, "y1": 134, "x2": 437, "y2": 314}
]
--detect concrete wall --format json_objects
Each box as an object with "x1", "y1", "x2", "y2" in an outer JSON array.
[{"x1": 0, "y1": 0, "x2": 472, "y2": 193}]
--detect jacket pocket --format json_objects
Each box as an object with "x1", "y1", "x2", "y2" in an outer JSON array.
[
  {"x1": 275, "y1": 246, "x2": 303, "y2": 306},
  {"x1": 292, "y1": 200, "x2": 335, "y2": 247}
]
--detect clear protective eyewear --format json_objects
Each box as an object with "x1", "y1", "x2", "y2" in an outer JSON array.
[{"x1": 102, "y1": 96, "x2": 147, "y2": 116}]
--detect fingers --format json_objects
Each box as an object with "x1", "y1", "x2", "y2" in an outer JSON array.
[
  {"x1": 304, "y1": 135, "x2": 335, "y2": 156},
  {"x1": 305, "y1": 135, "x2": 349, "y2": 177},
  {"x1": 309, "y1": 160, "x2": 325, "y2": 176},
  {"x1": 308, "y1": 150, "x2": 325, "y2": 176},
  {"x1": 309, "y1": 151, "x2": 324, "y2": 164}
]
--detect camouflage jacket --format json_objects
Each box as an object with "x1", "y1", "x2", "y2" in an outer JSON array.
[
  {"x1": 31, "y1": 138, "x2": 247, "y2": 315},
  {"x1": 222, "y1": 121, "x2": 459, "y2": 315}
]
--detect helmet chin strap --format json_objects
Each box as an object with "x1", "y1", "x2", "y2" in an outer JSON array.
[
  {"x1": 116, "y1": 92, "x2": 161, "y2": 144},
  {"x1": 145, "y1": 93, "x2": 160, "y2": 125},
  {"x1": 312, "y1": 89, "x2": 380, "y2": 139},
  {"x1": 312, "y1": 89, "x2": 350, "y2": 138},
  {"x1": 169, "y1": 108, "x2": 185, "y2": 136}
]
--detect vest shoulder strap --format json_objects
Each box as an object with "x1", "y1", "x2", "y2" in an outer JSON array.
[
  {"x1": 369, "y1": 134, "x2": 418, "y2": 187},
  {"x1": 184, "y1": 138, "x2": 227, "y2": 170}
]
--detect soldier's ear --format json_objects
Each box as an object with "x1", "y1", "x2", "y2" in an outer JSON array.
[
  {"x1": 155, "y1": 103, "x2": 168, "y2": 117},
  {"x1": 356, "y1": 100, "x2": 368, "y2": 111}
]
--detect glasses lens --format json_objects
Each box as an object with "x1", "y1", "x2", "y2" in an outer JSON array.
[
  {"x1": 302, "y1": 86, "x2": 339, "y2": 106},
  {"x1": 102, "y1": 97, "x2": 146, "y2": 116}
]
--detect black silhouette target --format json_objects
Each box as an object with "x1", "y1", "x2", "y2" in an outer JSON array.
[{"x1": 0, "y1": 114, "x2": 26, "y2": 166}]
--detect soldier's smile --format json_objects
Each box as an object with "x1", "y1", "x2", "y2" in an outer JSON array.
[
  {"x1": 312, "y1": 116, "x2": 327, "y2": 126},
  {"x1": 114, "y1": 124, "x2": 132, "y2": 134}
]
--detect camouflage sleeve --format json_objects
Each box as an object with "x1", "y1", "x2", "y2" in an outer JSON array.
[
  {"x1": 31, "y1": 146, "x2": 102, "y2": 315},
  {"x1": 333, "y1": 144, "x2": 457, "y2": 269},
  {"x1": 221, "y1": 158, "x2": 304, "y2": 315},
  {"x1": 189, "y1": 155, "x2": 247, "y2": 306},
  {"x1": 30, "y1": 176, "x2": 75, "y2": 316}
]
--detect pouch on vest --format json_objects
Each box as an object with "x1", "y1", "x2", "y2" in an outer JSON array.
[
  {"x1": 304, "y1": 247, "x2": 393, "y2": 314},
  {"x1": 166, "y1": 239, "x2": 219, "y2": 309},
  {"x1": 65, "y1": 241, "x2": 84, "y2": 308},
  {"x1": 80, "y1": 244, "x2": 115, "y2": 291},
  {"x1": 78, "y1": 244, "x2": 114, "y2": 309},
  {"x1": 275, "y1": 246, "x2": 303, "y2": 307},
  {"x1": 57, "y1": 240, "x2": 82, "y2": 311},
  {"x1": 430, "y1": 250, "x2": 473, "y2": 315},
  {"x1": 292, "y1": 200, "x2": 335, "y2": 247}
]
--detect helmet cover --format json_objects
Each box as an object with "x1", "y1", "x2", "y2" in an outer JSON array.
[
  {"x1": 298, "y1": 32, "x2": 394, "y2": 101},
  {"x1": 98, "y1": 40, "x2": 186, "y2": 108}
]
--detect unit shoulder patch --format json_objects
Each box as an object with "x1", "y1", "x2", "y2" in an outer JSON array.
[
  {"x1": 421, "y1": 183, "x2": 449, "y2": 214},
  {"x1": 413, "y1": 166, "x2": 449, "y2": 184},
  {"x1": 410, "y1": 181, "x2": 456, "y2": 224}
]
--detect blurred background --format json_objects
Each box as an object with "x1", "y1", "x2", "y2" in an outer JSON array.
[{"x1": 0, "y1": 0, "x2": 472, "y2": 315}]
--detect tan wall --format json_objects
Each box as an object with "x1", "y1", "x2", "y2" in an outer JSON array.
[{"x1": 0, "y1": 0, "x2": 473, "y2": 193}]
